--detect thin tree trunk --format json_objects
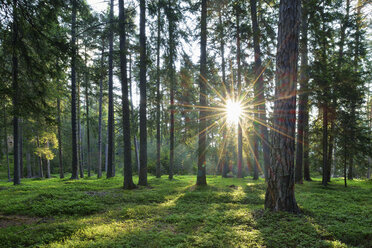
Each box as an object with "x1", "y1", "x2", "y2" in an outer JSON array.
[
  {"x1": 251, "y1": 0, "x2": 270, "y2": 181},
  {"x1": 197, "y1": 0, "x2": 207, "y2": 186},
  {"x1": 265, "y1": 0, "x2": 300, "y2": 213},
  {"x1": 119, "y1": 0, "x2": 136, "y2": 189},
  {"x1": 138, "y1": 0, "x2": 148, "y2": 186},
  {"x1": 70, "y1": 0, "x2": 79, "y2": 180},
  {"x1": 26, "y1": 153, "x2": 31, "y2": 178},
  {"x1": 36, "y1": 136, "x2": 43, "y2": 178},
  {"x1": 236, "y1": 9, "x2": 244, "y2": 179},
  {"x1": 19, "y1": 119, "x2": 23, "y2": 178},
  {"x1": 45, "y1": 141, "x2": 51, "y2": 178},
  {"x1": 12, "y1": 0, "x2": 20, "y2": 185},
  {"x1": 107, "y1": 0, "x2": 115, "y2": 178},
  {"x1": 57, "y1": 97, "x2": 64, "y2": 178},
  {"x1": 295, "y1": 1, "x2": 309, "y2": 184},
  {"x1": 84, "y1": 47, "x2": 91, "y2": 177},
  {"x1": 78, "y1": 81, "x2": 84, "y2": 178},
  {"x1": 344, "y1": 135, "x2": 347, "y2": 187},
  {"x1": 105, "y1": 143, "x2": 108, "y2": 172},
  {"x1": 167, "y1": 0, "x2": 176, "y2": 180},
  {"x1": 3, "y1": 106, "x2": 10, "y2": 182},
  {"x1": 156, "y1": 1, "x2": 162, "y2": 178},
  {"x1": 97, "y1": 38, "x2": 104, "y2": 179}
]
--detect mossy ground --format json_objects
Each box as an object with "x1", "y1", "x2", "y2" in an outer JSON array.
[{"x1": 0, "y1": 175, "x2": 371, "y2": 248}]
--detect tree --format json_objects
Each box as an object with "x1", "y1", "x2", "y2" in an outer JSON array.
[
  {"x1": 106, "y1": 0, "x2": 115, "y2": 179},
  {"x1": 265, "y1": 0, "x2": 300, "y2": 213},
  {"x1": 155, "y1": 0, "x2": 162, "y2": 178},
  {"x1": 197, "y1": 0, "x2": 207, "y2": 186},
  {"x1": 70, "y1": 0, "x2": 79, "y2": 180},
  {"x1": 119, "y1": 0, "x2": 136, "y2": 189},
  {"x1": 97, "y1": 36, "x2": 105, "y2": 179},
  {"x1": 138, "y1": 0, "x2": 148, "y2": 186}
]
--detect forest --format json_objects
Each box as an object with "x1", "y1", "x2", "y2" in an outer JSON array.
[{"x1": 0, "y1": 0, "x2": 371, "y2": 247}]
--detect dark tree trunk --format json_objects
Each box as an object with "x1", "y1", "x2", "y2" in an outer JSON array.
[
  {"x1": 344, "y1": 135, "x2": 347, "y2": 187},
  {"x1": 265, "y1": 0, "x2": 300, "y2": 213},
  {"x1": 78, "y1": 79, "x2": 84, "y2": 178},
  {"x1": 97, "y1": 38, "x2": 104, "y2": 179},
  {"x1": 138, "y1": 0, "x2": 148, "y2": 186},
  {"x1": 295, "y1": 1, "x2": 309, "y2": 184},
  {"x1": 70, "y1": 0, "x2": 79, "y2": 180},
  {"x1": 26, "y1": 153, "x2": 31, "y2": 178},
  {"x1": 251, "y1": 0, "x2": 270, "y2": 181},
  {"x1": 107, "y1": 0, "x2": 115, "y2": 178},
  {"x1": 156, "y1": 2, "x2": 162, "y2": 178},
  {"x1": 45, "y1": 141, "x2": 51, "y2": 178},
  {"x1": 197, "y1": 0, "x2": 207, "y2": 186},
  {"x1": 119, "y1": 0, "x2": 136, "y2": 189},
  {"x1": 57, "y1": 97, "x2": 64, "y2": 178},
  {"x1": 327, "y1": 117, "x2": 334, "y2": 182},
  {"x1": 167, "y1": 1, "x2": 176, "y2": 180},
  {"x1": 3, "y1": 106, "x2": 10, "y2": 182},
  {"x1": 19, "y1": 119, "x2": 23, "y2": 178},
  {"x1": 236, "y1": 9, "x2": 244, "y2": 179},
  {"x1": 36, "y1": 136, "x2": 43, "y2": 178},
  {"x1": 12, "y1": 0, "x2": 20, "y2": 185},
  {"x1": 322, "y1": 104, "x2": 328, "y2": 186},
  {"x1": 84, "y1": 48, "x2": 91, "y2": 177}
]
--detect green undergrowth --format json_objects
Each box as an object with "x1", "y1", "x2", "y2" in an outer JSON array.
[{"x1": 0, "y1": 175, "x2": 371, "y2": 247}]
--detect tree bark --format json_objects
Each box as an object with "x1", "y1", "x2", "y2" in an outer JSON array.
[
  {"x1": 97, "y1": 38, "x2": 104, "y2": 179},
  {"x1": 70, "y1": 0, "x2": 79, "y2": 180},
  {"x1": 295, "y1": 1, "x2": 309, "y2": 184},
  {"x1": 197, "y1": 0, "x2": 207, "y2": 186},
  {"x1": 236, "y1": 8, "x2": 244, "y2": 179},
  {"x1": 36, "y1": 136, "x2": 43, "y2": 178},
  {"x1": 45, "y1": 141, "x2": 51, "y2": 178},
  {"x1": 156, "y1": 1, "x2": 162, "y2": 178},
  {"x1": 84, "y1": 47, "x2": 91, "y2": 177},
  {"x1": 265, "y1": 0, "x2": 300, "y2": 213},
  {"x1": 26, "y1": 153, "x2": 31, "y2": 178},
  {"x1": 78, "y1": 79, "x2": 84, "y2": 178},
  {"x1": 167, "y1": 1, "x2": 175, "y2": 180},
  {"x1": 19, "y1": 119, "x2": 23, "y2": 178},
  {"x1": 57, "y1": 96, "x2": 64, "y2": 179},
  {"x1": 251, "y1": 0, "x2": 270, "y2": 181},
  {"x1": 107, "y1": 0, "x2": 115, "y2": 178},
  {"x1": 12, "y1": 0, "x2": 20, "y2": 185},
  {"x1": 138, "y1": 0, "x2": 148, "y2": 186},
  {"x1": 3, "y1": 106, "x2": 10, "y2": 182},
  {"x1": 119, "y1": 0, "x2": 136, "y2": 189}
]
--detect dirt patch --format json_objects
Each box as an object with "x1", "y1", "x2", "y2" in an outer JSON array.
[{"x1": 0, "y1": 215, "x2": 42, "y2": 229}]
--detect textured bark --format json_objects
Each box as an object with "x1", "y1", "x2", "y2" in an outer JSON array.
[
  {"x1": 45, "y1": 141, "x2": 51, "y2": 178},
  {"x1": 138, "y1": 0, "x2": 148, "y2": 186},
  {"x1": 12, "y1": 0, "x2": 20, "y2": 185},
  {"x1": 57, "y1": 97, "x2": 64, "y2": 178},
  {"x1": 26, "y1": 153, "x2": 31, "y2": 178},
  {"x1": 167, "y1": 1, "x2": 175, "y2": 180},
  {"x1": 156, "y1": 2, "x2": 162, "y2": 178},
  {"x1": 97, "y1": 38, "x2": 104, "y2": 179},
  {"x1": 119, "y1": 0, "x2": 136, "y2": 189},
  {"x1": 19, "y1": 120, "x2": 23, "y2": 178},
  {"x1": 295, "y1": 2, "x2": 309, "y2": 184},
  {"x1": 84, "y1": 48, "x2": 91, "y2": 177},
  {"x1": 322, "y1": 104, "x2": 328, "y2": 186},
  {"x1": 251, "y1": 0, "x2": 270, "y2": 181},
  {"x1": 197, "y1": 0, "x2": 207, "y2": 186},
  {"x1": 3, "y1": 106, "x2": 10, "y2": 182},
  {"x1": 106, "y1": 0, "x2": 115, "y2": 178},
  {"x1": 265, "y1": 0, "x2": 300, "y2": 213},
  {"x1": 78, "y1": 79, "x2": 84, "y2": 178},
  {"x1": 36, "y1": 136, "x2": 43, "y2": 178},
  {"x1": 70, "y1": 0, "x2": 79, "y2": 180},
  {"x1": 236, "y1": 9, "x2": 244, "y2": 179}
]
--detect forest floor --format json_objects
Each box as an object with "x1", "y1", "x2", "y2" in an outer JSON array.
[{"x1": 0, "y1": 175, "x2": 371, "y2": 248}]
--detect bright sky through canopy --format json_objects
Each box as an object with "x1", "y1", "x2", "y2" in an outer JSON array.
[{"x1": 225, "y1": 99, "x2": 242, "y2": 125}]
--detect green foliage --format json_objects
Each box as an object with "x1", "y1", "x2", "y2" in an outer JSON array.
[{"x1": 0, "y1": 176, "x2": 371, "y2": 248}]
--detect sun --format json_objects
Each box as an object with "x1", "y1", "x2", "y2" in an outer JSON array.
[{"x1": 225, "y1": 99, "x2": 242, "y2": 125}]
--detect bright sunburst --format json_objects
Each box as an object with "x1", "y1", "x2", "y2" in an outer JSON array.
[{"x1": 225, "y1": 99, "x2": 242, "y2": 125}]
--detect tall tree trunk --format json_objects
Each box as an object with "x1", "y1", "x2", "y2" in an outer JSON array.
[
  {"x1": 19, "y1": 119, "x2": 23, "y2": 178},
  {"x1": 84, "y1": 47, "x2": 91, "y2": 177},
  {"x1": 12, "y1": 0, "x2": 20, "y2": 185},
  {"x1": 97, "y1": 38, "x2": 104, "y2": 179},
  {"x1": 45, "y1": 141, "x2": 51, "y2": 178},
  {"x1": 138, "y1": 0, "x2": 148, "y2": 186},
  {"x1": 70, "y1": 0, "x2": 79, "y2": 180},
  {"x1": 119, "y1": 0, "x2": 136, "y2": 189},
  {"x1": 57, "y1": 97, "x2": 64, "y2": 178},
  {"x1": 78, "y1": 79, "x2": 84, "y2": 178},
  {"x1": 26, "y1": 153, "x2": 31, "y2": 178},
  {"x1": 251, "y1": 0, "x2": 270, "y2": 181},
  {"x1": 107, "y1": 0, "x2": 115, "y2": 178},
  {"x1": 295, "y1": 1, "x2": 309, "y2": 184},
  {"x1": 168, "y1": 1, "x2": 175, "y2": 180},
  {"x1": 265, "y1": 0, "x2": 300, "y2": 213},
  {"x1": 3, "y1": 106, "x2": 10, "y2": 182},
  {"x1": 236, "y1": 8, "x2": 244, "y2": 179},
  {"x1": 197, "y1": 0, "x2": 207, "y2": 186},
  {"x1": 344, "y1": 134, "x2": 347, "y2": 187},
  {"x1": 105, "y1": 143, "x2": 108, "y2": 172},
  {"x1": 36, "y1": 136, "x2": 43, "y2": 178},
  {"x1": 156, "y1": 2, "x2": 162, "y2": 178}
]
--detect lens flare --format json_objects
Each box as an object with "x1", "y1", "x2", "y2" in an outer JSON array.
[{"x1": 225, "y1": 99, "x2": 242, "y2": 125}]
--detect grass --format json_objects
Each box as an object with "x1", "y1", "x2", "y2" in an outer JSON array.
[{"x1": 0, "y1": 175, "x2": 371, "y2": 248}]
